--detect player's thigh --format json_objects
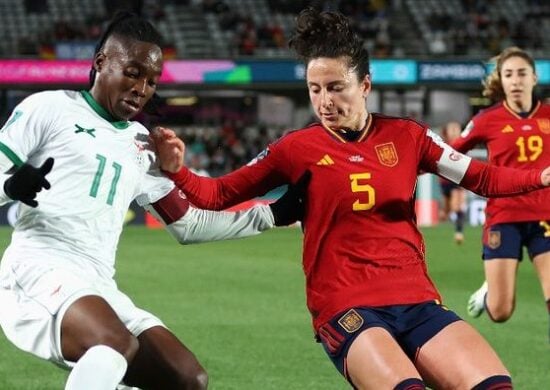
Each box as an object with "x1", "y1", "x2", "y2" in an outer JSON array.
[
  {"x1": 62, "y1": 281, "x2": 162, "y2": 362},
  {"x1": 104, "y1": 284, "x2": 165, "y2": 339},
  {"x1": 0, "y1": 259, "x2": 118, "y2": 366},
  {"x1": 124, "y1": 326, "x2": 207, "y2": 389},
  {"x1": 416, "y1": 321, "x2": 509, "y2": 389},
  {"x1": 533, "y1": 251, "x2": 550, "y2": 298},
  {"x1": 347, "y1": 327, "x2": 421, "y2": 390},
  {"x1": 61, "y1": 295, "x2": 138, "y2": 362},
  {"x1": 484, "y1": 259, "x2": 518, "y2": 307}
]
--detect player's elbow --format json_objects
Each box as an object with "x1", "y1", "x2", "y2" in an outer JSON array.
[{"x1": 171, "y1": 231, "x2": 198, "y2": 245}]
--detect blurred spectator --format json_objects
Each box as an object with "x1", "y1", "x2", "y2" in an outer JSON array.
[
  {"x1": 53, "y1": 20, "x2": 83, "y2": 41},
  {"x1": 237, "y1": 16, "x2": 258, "y2": 55},
  {"x1": 24, "y1": 0, "x2": 49, "y2": 14},
  {"x1": 104, "y1": 0, "x2": 143, "y2": 17},
  {"x1": 86, "y1": 14, "x2": 105, "y2": 40},
  {"x1": 202, "y1": 0, "x2": 229, "y2": 14},
  {"x1": 17, "y1": 35, "x2": 39, "y2": 56}
]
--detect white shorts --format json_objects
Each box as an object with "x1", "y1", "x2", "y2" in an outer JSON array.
[{"x1": 0, "y1": 248, "x2": 165, "y2": 368}]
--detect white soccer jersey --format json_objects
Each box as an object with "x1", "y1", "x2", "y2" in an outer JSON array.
[
  {"x1": 0, "y1": 90, "x2": 274, "y2": 279},
  {"x1": 0, "y1": 90, "x2": 174, "y2": 277}
]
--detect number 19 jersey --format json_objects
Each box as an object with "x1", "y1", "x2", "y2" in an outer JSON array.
[{"x1": 452, "y1": 101, "x2": 550, "y2": 226}]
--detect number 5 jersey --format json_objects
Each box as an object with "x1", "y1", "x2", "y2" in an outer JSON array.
[{"x1": 166, "y1": 114, "x2": 547, "y2": 331}]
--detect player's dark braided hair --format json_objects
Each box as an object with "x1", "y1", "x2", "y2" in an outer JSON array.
[
  {"x1": 89, "y1": 11, "x2": 163, "y2": 115},
  {"x1": 289, "y1": 8, "x2": 370, "y2": 81}
]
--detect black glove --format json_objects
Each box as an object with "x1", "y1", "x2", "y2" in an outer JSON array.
[
  {"x1": 4, "y1": 157, "x2": 54, "y2": 207},
  {"x1": 269, "y1": 170, "x2": 311, "y2": 226}
]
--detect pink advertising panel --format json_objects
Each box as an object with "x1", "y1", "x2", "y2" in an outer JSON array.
[{"x1": 0, "y1": 60, "x2": 236, "y2": 84}]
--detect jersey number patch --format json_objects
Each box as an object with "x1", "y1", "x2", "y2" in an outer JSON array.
[
  {"x1": 516, "y1": 135, "x2": 543, "y2": 162},
  {"x1": 89, "y1": 154, "x2": 122, "y2": 205},
  {"x1": 350, "y1": 172, "x2": 375, "y2": 211}
]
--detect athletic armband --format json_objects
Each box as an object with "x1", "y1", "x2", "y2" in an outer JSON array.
[{"x1": 151, "y1": 187, "x2": 190, "y2": 224}]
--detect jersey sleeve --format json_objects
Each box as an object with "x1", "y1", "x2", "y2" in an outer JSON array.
[
  {"x1": 134, "y1": 167, "x2": 175, "y2": 206},
  {"x1": 166, "y1": 139, "x2": 292, "y2": 210},
  {"x1": 459, "y1": 159, "x2": 543, "y2": 197},
  {"x1": 144, "y1": 203, "x2": 274, "y2": 244},
  {"x1": 417, "y1": 126, "x2": 544, "y2": 197},
  {"x1": 0, "y1": 93, "x2": 57, "y2": 172},
  {"x1": 0, "y1": 174, "x2": 14, "y2": 205},
  {"x1": 450, "y1": 116, "x2": 485, "y2": 153}
]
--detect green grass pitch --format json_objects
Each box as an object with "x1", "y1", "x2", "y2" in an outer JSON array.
[{"x1": 0, "y1": 225, "x2": 547, "y2": 389}]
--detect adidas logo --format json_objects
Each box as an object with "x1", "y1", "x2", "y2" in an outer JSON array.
[
  {"x1": 317, "y1": 154, "x2": 334, "y2": 165},
  {"x1": 501, "y1": 125, "x2": 514, "y2": 133}
]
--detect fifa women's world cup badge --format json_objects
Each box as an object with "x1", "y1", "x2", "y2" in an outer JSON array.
[{"x1": 134, "y1": 134, "x2": 153, "y2": 167}]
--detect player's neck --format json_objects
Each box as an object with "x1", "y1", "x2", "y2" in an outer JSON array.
[{"x1": 505, "y1": 97, "x2": 533, "y2": 116}]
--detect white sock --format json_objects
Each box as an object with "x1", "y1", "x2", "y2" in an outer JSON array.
[{"x1": 65, "y1": 345, "x2": 128, "y2": 390}]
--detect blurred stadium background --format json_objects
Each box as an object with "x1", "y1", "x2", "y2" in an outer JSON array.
[{"x1": 0, "y1": 0, "x2": 548, "y2": 388}]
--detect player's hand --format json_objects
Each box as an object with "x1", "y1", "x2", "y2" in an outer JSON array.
[
  {"x1": 542, "y1": 166, "x2": 550, "y2": 186},
  {"x1": 269, "y1": 170, "x2": 311, "y2": 226},
  {"x1": 150, "y1": 127, "x2": 185, "y2": 173},
  {"x1": 4, "y1": 157, "x2": 54, "y2": 207}
]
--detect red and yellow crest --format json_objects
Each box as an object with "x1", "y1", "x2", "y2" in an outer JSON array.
[
  {"x1": 338, "y1": 309, "x2": 364, "y2": 333},
  {"x1": 487, "y1": 231, "x2": 501, "y2": 249},
  {"x1": 537, "y1": 119, "x2": 550, "y2": 134},
  {"x1": 375, "y1": 142, "x2": 398, "y2": 167}
]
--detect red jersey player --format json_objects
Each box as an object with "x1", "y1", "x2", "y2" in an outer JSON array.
[
  {"x1": 154, "y1": 12, "x2": 550, "y2": 390},
  {"x1": 451, "y1": 47, "x2": 550, "y2": 341}
]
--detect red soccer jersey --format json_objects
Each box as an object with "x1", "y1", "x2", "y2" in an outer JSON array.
[
  {"x1": 452, "y1": 101, "x2": 550, "y2": 226},
  {"x1": 168, "y1": 114, "x2": 544, "y2": 331}
]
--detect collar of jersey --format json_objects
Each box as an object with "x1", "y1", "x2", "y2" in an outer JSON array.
[
  {"x1": 321, "y1": 114, "x2": 372, "y2": 143},
  {"x1": 80, "y1": 90, "x2": 131, "y2": 129},
  {"x1": 503, "y1": 99, "x2": 541, "y2": 119}
]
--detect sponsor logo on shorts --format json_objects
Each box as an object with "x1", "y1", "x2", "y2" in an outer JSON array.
[
  {"x1": 337, "y1": 309, "x2": 364, "y2": 333},
  {"x1": 488, "y1": 231, "x2": 501, "y2": 249}
]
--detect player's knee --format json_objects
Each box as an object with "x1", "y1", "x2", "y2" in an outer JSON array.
[
  {"x1": 173, "y1": 365, "x2": 208, "y2": 390},
  {"x1": 393, "y1": 378, "x2": 425, "y2": 389},
  {"x1": 487, "y1": 303, "x2": 514, "y2": 322},
  {"x1": 472, "y1": 375, "x2": 512, "y2": 389},
  {"x1": 89, "y1": 331, "x2": 140, "y2": 363}
]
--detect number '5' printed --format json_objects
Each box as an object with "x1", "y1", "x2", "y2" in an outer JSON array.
[{"x1": 349, "y1": 172, "x2": 375, "y2": 211}]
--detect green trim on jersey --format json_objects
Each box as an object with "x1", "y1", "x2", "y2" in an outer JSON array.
[
  {"x1": 80, "y1": 90, "x2": 130, "y2": 130},
  {"x1": 4, "y1": 110, "x2": 23, "y2": 129},
  {"x1": 0, "y1": 142, "x2": 23, "y2": 167}
]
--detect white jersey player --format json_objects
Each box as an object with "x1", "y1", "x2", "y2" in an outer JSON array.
[
  {"x1": 0, "y1": 12, "x2": 304, "y2": 390},
  {"x1": 0, "y1": 88, "x2": 276, "y2": 388},
  {"x1": 0, "y1": 89, "x2": 275, "y2": 280}
]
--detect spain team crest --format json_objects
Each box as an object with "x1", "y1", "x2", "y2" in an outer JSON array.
[
  {"x1": 375, "y1": 142, "x2": 398, "y2": 167},
  {"x1": 487, "y1": 231, "x2": 501, "y2": 249},
  {"x1": 337, "y1": 309, "x2": 364, "y2": 333},
  {"x1": 536, "y1": 119, "x2": 550, "y2": 134}
]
